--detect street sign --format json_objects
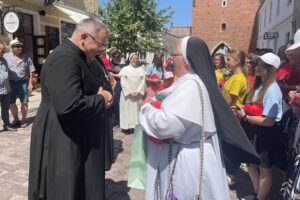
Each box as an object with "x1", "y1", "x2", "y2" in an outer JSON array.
[
  {"x1": 3, "y1": 11, "x2": 20, "y2": 33},
  {"x1": 264, "y1": 32, "x2": 278, "y2": 39}
]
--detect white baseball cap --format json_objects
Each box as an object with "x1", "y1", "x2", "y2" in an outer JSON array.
[
  {"x1": 258, "y1": 52, "x2": 281, "y2": 69},
  {"x1": 286, "y1": 29, "x2": 300, "y2": 51},
  {"x1": 10, "y1": 38, "x2": 23, "y2": 47}
]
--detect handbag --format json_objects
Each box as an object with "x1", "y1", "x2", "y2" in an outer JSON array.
[{"x1": 127, "y1": 125, "x2": 147, "y2": 189}]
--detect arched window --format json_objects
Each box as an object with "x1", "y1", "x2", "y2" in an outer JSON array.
[
  {"x1": 222, "y1": 0, "x2": 227, "y2": 7},
  {"x1": 221, "y1": 23, "x2": 227, "y2": 31}
]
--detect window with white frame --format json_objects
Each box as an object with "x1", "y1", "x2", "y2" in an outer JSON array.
[
  {"x1": 221, "y1": 0, "x2": 227, "y2": 7},
  {"x1": 264, "y1": 8, "x2": 267, "y2": 27},
  {"x1": 276, "y1": 0, "x2": 280, "y2": 15},
  {"x1": 269, "y1": 1, "x2": 272, "y2": 23},
  {"x1": 286, "y1": 32, "x2": 290, "y2": 43},
  {"x1": 259, "y1": 14, "x2": 262, "y2": 32}
]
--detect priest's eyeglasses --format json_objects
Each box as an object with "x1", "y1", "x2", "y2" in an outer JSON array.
[
  {"x1": 86, "y1": 33, "x2": 107, "y2": 50},
  {"x1": 170, "y1": 52, "x2": 182, "y2": 59}
]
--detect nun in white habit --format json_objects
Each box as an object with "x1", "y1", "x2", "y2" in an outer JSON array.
[
  {"x1": 119, "y1": 53, "x2": 146, "y2": 130},
  {"x1": 139, "y1": 37, "x2": 259, "y2": 200}
]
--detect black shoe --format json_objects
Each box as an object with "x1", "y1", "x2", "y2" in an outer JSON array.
[
  {"x1": 121, "y1": 129, "x2": 129, "y2": 134},
  {"x1": 21, "y1": 121, "x2": 30, "y2": 128},
  {"x1": 11, "y1": 120, "x2": 21, "y2": 128},
  {"x1": 3, "y1": 126, "x2": 17, "y2": 132},
  {"x1": 121, "y1": 128, "x2": 134, "y2": 134}
]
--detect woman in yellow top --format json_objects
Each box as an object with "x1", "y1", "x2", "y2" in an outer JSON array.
[
  {"x1": 223, "y1": 49, "x2": 248, "y2": 106},
  {"x1": 213, "y1": 53, "x2": 226, "y2": 88}
]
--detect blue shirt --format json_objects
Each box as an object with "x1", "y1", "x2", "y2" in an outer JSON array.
[
  {"x1": 4, "y1": 52, "x2": 35, "y2": 80},
  {"x1": 253, "y1": 82, "x2": 282, "y2": 121},
  {"x1": 0, "y1": 57, "x2": 10, "y2": 94},
  {"x1": 145, "y1": 65, "x2": 164, "y2": 79}
]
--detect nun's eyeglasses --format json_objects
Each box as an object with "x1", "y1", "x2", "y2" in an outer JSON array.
[{"x1": 86, "y1": 33, "x2": 107, "y2": 50}]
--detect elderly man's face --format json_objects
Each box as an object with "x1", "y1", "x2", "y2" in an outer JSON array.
[
  {"x1": 11, "y1": 44, "x2": 23, "y2": 56},
  {"x1": 0, "y1": 44, "x2": 5, "y2": 57},
  {"x1": 286, "y1": 47, "x2": 300, "y2": 65},
  {"x1": 84, "y1": 28, "x2": 108, "y2": 60}
]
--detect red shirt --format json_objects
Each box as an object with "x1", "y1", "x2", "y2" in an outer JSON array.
[{"x1": 277, "y1": 63, "x2": 300, "y2": 96}]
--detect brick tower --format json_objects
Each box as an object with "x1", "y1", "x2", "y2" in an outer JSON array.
[{"x1": 192, "y1": 0, "x2": 261, "y2": 54}]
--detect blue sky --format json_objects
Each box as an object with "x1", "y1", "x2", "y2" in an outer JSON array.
[{"x1": 98, "y1": 0, "x2": 192, "y2": 27}]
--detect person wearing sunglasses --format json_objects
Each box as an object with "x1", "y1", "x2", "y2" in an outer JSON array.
[
  {"x1": 28, "y1": 18, "x2": 112, "y2": 200},
  {"x1": 4, "y1": 38, "x2": 35, "y2": 128}
]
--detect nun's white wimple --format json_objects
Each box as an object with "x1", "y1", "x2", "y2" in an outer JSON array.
[
  {"x1": 129, "y1": 53, "x2": 138, "y2": 60},
  {"x1": 181, "y1": 36, "x2": 191, "y2": 66}
]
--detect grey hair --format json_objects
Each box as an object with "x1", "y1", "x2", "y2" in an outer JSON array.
[{"x1": 74, "y1": 18, "x2": 108, "y2": 37}]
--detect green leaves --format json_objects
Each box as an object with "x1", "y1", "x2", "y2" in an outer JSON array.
[{"x1": 100, "y1": 0, "x2": 173, "y2": 54}]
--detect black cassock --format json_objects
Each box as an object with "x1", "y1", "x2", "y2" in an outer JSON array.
[
  {"x1": 29, "y1": 39, "x2": 105, "y2": 200},
  {"x1": 88, "y1": 57, "x2": 114, "y2": 171}
]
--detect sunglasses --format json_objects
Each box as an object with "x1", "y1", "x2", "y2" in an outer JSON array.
[{"x1": 12, "y1": 45, "x2": 22, "y2": 48}]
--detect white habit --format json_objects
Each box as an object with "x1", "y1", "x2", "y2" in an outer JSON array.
[
  {"x1": 119, "y1": 64, "x2": 146, "y2": 129},
  {"x1": 139, "y1": 73, "x2": 230, "y2": 200}
]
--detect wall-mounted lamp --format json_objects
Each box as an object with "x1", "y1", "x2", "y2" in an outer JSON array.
[{"x1": 39, "y1": 10, "x2": 46, "y2": 16}]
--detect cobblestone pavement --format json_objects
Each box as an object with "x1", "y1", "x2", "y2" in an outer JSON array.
[
  {"x1": 0, "y1": 90, "x2": 40, "y2": 200},
  {"x1": 0, "y1": 90, "x2": 241, "y2": 200}
]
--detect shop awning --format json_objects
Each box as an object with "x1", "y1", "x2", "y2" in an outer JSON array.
[{"x1": 54, "y1": 4, "x2": 90, "y2": 23}]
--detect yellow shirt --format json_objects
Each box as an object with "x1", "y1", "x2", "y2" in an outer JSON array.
[
  {"x1": 215, "y1": 69, "x2": 224, "y2": 86},
  {"x1": 223, "y1": 73, "x2": 248, "y2": 106}
]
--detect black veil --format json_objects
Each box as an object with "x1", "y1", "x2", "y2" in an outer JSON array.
[{"x1": 183, "y1": 36, "x2": 259, "y2": 165}]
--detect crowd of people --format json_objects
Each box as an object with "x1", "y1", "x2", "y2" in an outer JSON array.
[{"x1": 17, "y1": 17, "x2": 299, "y2": 200}]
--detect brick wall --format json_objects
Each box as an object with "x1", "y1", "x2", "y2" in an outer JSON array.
[
  {"x1": 168, "y1": 27, "x2": 192, "y2": 37},
  {"x1": 192, "y1": 0, "x2": 261, "y2": 53}
]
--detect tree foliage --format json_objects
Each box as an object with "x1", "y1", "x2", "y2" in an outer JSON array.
[{"x1": 101, "y1": 0, "x2": 173, "y2": 54}]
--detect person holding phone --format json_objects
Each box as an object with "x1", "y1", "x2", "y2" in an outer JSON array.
[{"x1": 233, "y1": 53, "x2": 285, "y2": 200}]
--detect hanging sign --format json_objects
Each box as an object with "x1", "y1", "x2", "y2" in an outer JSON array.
[
  {"x1": 3, "y1": 12, "x2": 20, "y2": 33},
  {"x1": 264, "y1": 32, "x2": 279, "y2": 39}
]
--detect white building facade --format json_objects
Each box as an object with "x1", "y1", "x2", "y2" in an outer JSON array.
[{"x1": 256, "y1": 0, "x2": 295, "y2": 53}]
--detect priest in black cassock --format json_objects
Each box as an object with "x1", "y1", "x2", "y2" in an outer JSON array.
[{"x1": 28, "y1": 18, "x2": 112, "y2": 200}]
